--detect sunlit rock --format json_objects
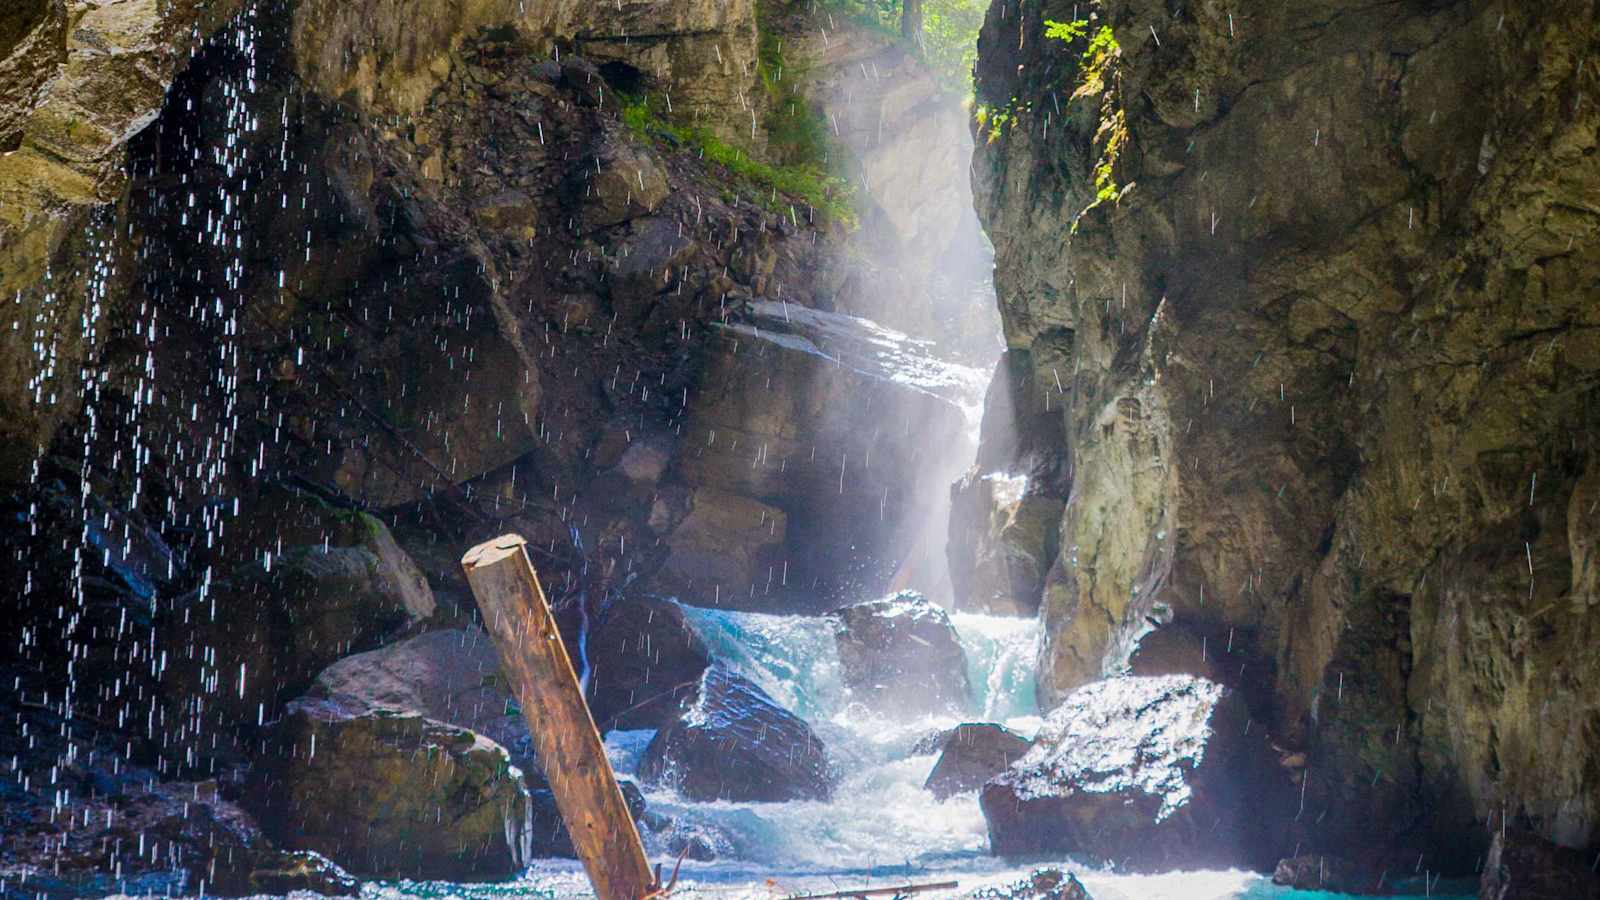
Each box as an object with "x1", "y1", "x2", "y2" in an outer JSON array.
[
  {"x1": 828, "y1": 591, "x2": 972, "y2": 717},
  {"x1": 923, "y1": 723, "x2": 1030, "y2": 801},
  {"x1": 662, "y1": 304, "x2": 972, "y2": 611},
  {"x1": 244, "y1": 697, "x2": 531, "y2": 881},
  {"x1": 640, "y1": 664, "x2": 832, "y2": 801},
  {"x1": 948, "y1": 470, "x2": 1062, "y2": 616},
  {"x1": 970, "y1": 0, "x2": 1600, "y2": 870},
  {"x1": 980, "y1": 675, "x2": 1291, "y2": 871}
]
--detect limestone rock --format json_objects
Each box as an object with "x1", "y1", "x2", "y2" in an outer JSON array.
[
  {"x1": 665, "y1": 303, "x2": 972, "y2": 611},
  {"x1": 290, "y1": 0, "x2": 758, "y2": 139},
  {"x1": 640, "y1": 664, "x2": 832, "y2": 802},
  {"x1": 969, "y1": 0, "x2": 1600, "y2": 868},
  {"x1": 828, "y1": 591, "x2": 972, "y2": 717},
  {"x1": 245, "y1": 697, "x2": 531, "y2": 881},
  {"x1": 979, "y1": 676, "x2": 1291, "y2": 871},
  {"x1": 923, "y1": 723, "x2": 1030, "y2": 801},
  {"x1": 948, "y1": 470, "x2": 1062, "y2": 616},
  {"x1": 580, "y1": 125, "x2": 670, "y2": 231}
]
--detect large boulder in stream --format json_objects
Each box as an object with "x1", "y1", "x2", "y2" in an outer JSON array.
[
  {"x1": 980, "y1": 675, "x2": 1292, "y2": 871},
  {"x1": 828, "y1": 591, "x2": 972, "y2": 716},
  {"x1": 243, "y1": 697, "x2": 532, "y2": 881},
  {"x1": 640, "y1": 664, "x2": 833, "y2": 802},
  {"x1": 586, "y1": 595, "x2": 712, "y2": 731},
  {"x1": 924, "y1": 723, "x2": 1031, "y2": 801}
]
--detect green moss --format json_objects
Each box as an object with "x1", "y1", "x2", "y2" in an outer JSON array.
[
  {"x1": 621, "y1": 93, "x2": 856, "y2": 227},
  {"x1": 755, "y1": 15, "x2": 834, "y2": 171}
]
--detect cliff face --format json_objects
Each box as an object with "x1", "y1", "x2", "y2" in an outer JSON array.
[
  {"x1": 0, "y1": 0, "x2": 984, "y2": 885},
  {"x1": 971, "y1": 0, "x2": 1600, "y2": 870}
]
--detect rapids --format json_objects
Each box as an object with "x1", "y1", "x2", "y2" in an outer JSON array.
[{"x1": 361, "y1": 604, "x2": 1472, "y2": 900}]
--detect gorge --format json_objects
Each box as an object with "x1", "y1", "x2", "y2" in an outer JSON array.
[{"x1": 2, "y1": 1, "x2": 1598, "y2": 899}]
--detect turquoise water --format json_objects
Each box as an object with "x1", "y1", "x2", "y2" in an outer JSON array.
[{"x1": 389, "y1": 603, "x2": 1462, "y2": 900}]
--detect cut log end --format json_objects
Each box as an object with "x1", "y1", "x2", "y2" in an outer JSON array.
[{"x1": 461, "y1": 533, "x2": 529, "y2": 569}]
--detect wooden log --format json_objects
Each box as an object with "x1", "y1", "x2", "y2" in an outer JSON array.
[
  {"x1": 790, "y1": 880, "x2": 960, "y2": 899},
  {"x1": 461, "y1": 534, "x2": 654, "y2": 900}
]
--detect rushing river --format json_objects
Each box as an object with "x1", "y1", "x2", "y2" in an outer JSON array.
[{"x1": 355, "y1": 604, "x2": 1471, "y2": 900}]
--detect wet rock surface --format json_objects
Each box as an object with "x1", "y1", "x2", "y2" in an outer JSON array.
[
  {"x1": 828, "y1": 591, "x2": 973, "y2": 716},
  {"x1": 586, "y1": 596, "x2": 712, "y2": 732},
  {"x1": 244, "y1": 697, "x2": 531, "y2": 881},
  {"x1": 1479, "y1": 826, "x2": 1600, "y2": 900},
  {"x1": 206, "y1": 847, "x2": 360, "y2": 898},
  {"x1": 307, "y1": 627, "x2": 531, "y2": 764},
  {"x1": 924, "y1": 723, "x2": 1031, "y2": 801},
  {"x1": 161, "y1": 525, "x2": 434, "y2": 740},
  {"x1": 966, "y1": 868, "x2": 1094, "y2": 900},
  {"x1": 980, "y1": 675, "x2": 1291, "y2": 871},
  {"x1": 970, "y1": 0, "x2": 1600, "y2": 872},
  {"x1": 1270, "y1": 854, "x2": 1385, "y2": 896},
  {"x1": 640, "y1": 664, "x2": 832, "y2": 802}
]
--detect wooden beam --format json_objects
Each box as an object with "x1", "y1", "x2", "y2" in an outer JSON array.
[
  {"x1": 791, "y1": 880, "x2": 960, "y2": 899},
  {"x1": 461, "y1": 534, "x2": 654, "y2": 900}
]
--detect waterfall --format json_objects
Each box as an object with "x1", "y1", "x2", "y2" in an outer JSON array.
[{"x1": 604, "y1": 602, "x2": 1041, "y2": 875}]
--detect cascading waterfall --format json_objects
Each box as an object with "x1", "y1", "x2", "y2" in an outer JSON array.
[{"x1": 620, "y1": 605, "x2": 1043, "y2": 874}]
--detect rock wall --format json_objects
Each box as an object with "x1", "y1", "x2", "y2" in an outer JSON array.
[
  {"x1": 970, "y1": 0, "x2": 1600, "y2": 872},
  {"x1": 0, "y1": 5, "x2": 986, "y2": 888}
]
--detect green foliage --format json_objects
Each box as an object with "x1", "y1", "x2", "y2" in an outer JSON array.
[
  {"x1": 812, "y1": 0, "x2": 900, "y2": 36},
  {"x1": 620, "y1": 93, "x2": 856, "y2": 227},
  {"x1": 808, "y1": 0, "x2": 985, "y2": 95},
  {"x1": 920, "y1": 0, "x2": 987, "y2": 95},
  {"x1": 1043, "y1": 18, "x2": 1089, "y2": 43},
  {"x1": 1044, "y1": 18, "x2": 1120, "y2": 73},
  {"x1": 756, "y1": 17, "x2": 834, "y2": 170}
]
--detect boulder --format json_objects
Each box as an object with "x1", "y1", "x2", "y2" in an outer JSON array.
[
  {"x1": 586, "y1": 596, "x2": 712, "y2": 731},
  {"x1": 924, "y1": 723, "x2": 1031, "y2": 801},
  {"x1": 244, "y1": 697, "x2": 532, "y2": 881},
  {"x1": 966, "y1": 868, "x2": 1094, "y2": 900},
  {"x1": 1271, "y1": 854, "x2": 1383, "y2": 895},
  {"x1": 525, "y1": 780, "x2": 647, "y2": 859},
  {"x1": 162, "y1": 531, "x2": 435, "y2": 741},
  {"x1": 1479, "y1": 827, "x2": 1600, "y2": 900},
  {"x1": 828, "y1": 591, "x2": 972, "y2": 717},
  {"x1": 308, "y1": 627, "x2": 531, "y2": 764},
  {"x1": 580, "y1": 124, "x2": 670, "y2": 230},
  {"x1": 639, "y1": 664, "x2": 832, "y2": 802},
  {"x1": 948, "y1": 471, "x2": 1063, "y2": 616},
  {"x1": 980, "y1": 675, "x2": 1292, "y2": 871}
]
